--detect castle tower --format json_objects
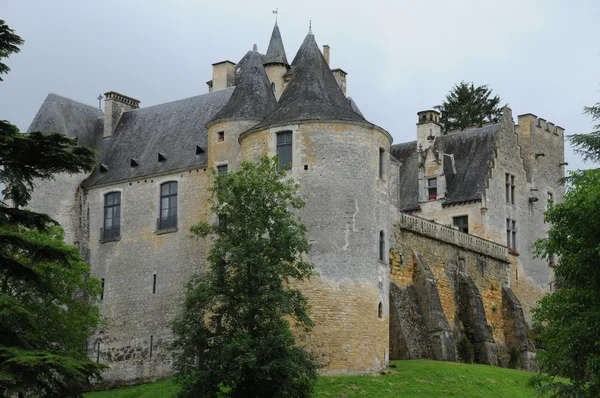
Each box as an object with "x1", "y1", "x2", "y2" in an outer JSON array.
[
  {"x1": 263, "y1": 22, "x2": 289, "y2": 101},
  {"x1": 240, "y1": 29, "x2": 392, "y2": 374},
  {"x1": 207, "y1": 49, "x2": 277, "y2": 173},
  {"x1": 416, "y1": 110, "x2": 441, "y2": 152}
]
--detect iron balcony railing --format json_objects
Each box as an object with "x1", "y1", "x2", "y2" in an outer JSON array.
[
  {"x1": 157, "y1": 215, "x2": 178, "y2": 231},
  {"x1": 100, "y1": 224, "x2": 120, "y2": 241}
]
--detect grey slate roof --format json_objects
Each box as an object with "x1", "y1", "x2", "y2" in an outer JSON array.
[
  {"x1": 27, "y1": 93, "x2": 104, "y2": 150},
  {"x1": 263, "y1": 22, "x2": 288, "y2": 65},
  {"x1": 209, "y1": 50, "x2": 277, "y2": 124},
  {"x1": 254, "y1": 31, "x2": 366, "y2": 129},
  {"x1": 391, "y1": 124, "x2": 499, "y2": 211},
  {"x1": 85, "y1": 88, "x2": 234, "y2": 187}
]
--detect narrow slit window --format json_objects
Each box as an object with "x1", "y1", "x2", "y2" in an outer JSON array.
[
  {"x1": 150, "y1": 335, "x2": 153, "y2": 359},
  {"x1": 378, "y1": 302, "x2": 383, "y2": 319},
  {"x1": 276, "y1": 131, "x2": 293, "y2": 171},
  {"x1": 379, "y1": 148, "x2": 385, "y2": 179},
  {"x1": 379, "y1": 230, "x2": 385, "y2": 262},
  {"x1": 100, "y1": 278, "x2": 105, "y2": 301},
  {"x1": 152, "y1": 273, "x2": 157, "y2": 294}
]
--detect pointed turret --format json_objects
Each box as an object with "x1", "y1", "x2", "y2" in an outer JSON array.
[
  {"x1": 209, "y1": 50, "x2": 277, "y2": 123},
  {"x1": 264, "y1": 22, "x2": 288, "y2": 66},
  {"x1": 256, "y1": 30, "x2": 365, "y2": 128}
]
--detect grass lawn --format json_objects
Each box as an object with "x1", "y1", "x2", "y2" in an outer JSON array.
[{"x1": 85, "y1": 360, "x2": 545, "y2": 398}]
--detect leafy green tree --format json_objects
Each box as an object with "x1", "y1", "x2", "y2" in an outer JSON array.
[
  {"x1": 435, "y1": 81, "x2": 501, "y2": 132},
  {"x1": 171, "y1": 156, "x2": 319, "y2": 398},
  {"x1": 0, "y1": 20, "x2": 105, "y2": 397},
  {"x1": 530, "y1": 100, "x2": 600, "y2": 397}
]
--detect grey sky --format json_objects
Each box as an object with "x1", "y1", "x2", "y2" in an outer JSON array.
[{"x1": 1, "y1": 0, "x2": 599, "y2": 172}]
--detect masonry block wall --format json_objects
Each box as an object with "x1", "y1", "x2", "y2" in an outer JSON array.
[{"x1": 241, "y1": 121, "x2": 392, "y2": 374}]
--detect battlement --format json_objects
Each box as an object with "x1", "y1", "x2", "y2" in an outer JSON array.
[
  {"x1": 397, "y1": 213, "x2": 509, "y2": 261},
  {"x1": 517, "y1": 113, "x2": 564, "y2": 136}
]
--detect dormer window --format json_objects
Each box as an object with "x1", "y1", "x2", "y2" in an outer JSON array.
[{"x1": 427, "y1": 177, "x2": 437, "y2": 200}]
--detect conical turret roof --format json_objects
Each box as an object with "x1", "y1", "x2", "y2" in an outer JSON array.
[
  {"x1": 263, "y1": 22, "x2": 288, "y2": 65},
  {"x1": 255, "y1": 31, "x2": 366, "y2": 128},
  {"x1": 209, "y1": 50, "x2": 277, "y2": 123}
]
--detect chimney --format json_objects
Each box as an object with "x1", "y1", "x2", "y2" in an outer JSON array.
[
  {"x1": 331, "y1": 68, "x2": 347, "y2": 96},
  {"x1": 103, "y1": 91, "x2": 140, "y2": 139},
  {"x1": 323, "y1": 45, "x2": 330, "y2": 66},
  {"x1": 211, "y1": 61, "x2": 236, "y2": 92}
]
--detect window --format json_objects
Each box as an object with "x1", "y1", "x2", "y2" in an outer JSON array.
[
  {"x1": 379, "y1": 148, "x2": 385, "y2": 179},
  {"x1": 453, "y1": 216, "x2": 469, "y2": 233},
  {"x1": 506, "y1": 218, "x2": 517, "y2": 250},
  {"x1": 378, "y1": 230, "x2": 385, "y2": 262},
  {"x1": 217, "y1": 165, "x2": 228, "y2": 177},
  {"x1": 277, "y1": 131, "x2": 292, "y2": 170},
  {"x1": 427, "y1": 177, "x2": 437, "y2": 200},
  {"x1": 152, "y1": 274, "x2": 157, "y2": 294},
  {"x1": 505, "y1": 173, "x2": 515, "y2": 204},
  {"x1": 158, "y1": 182, "x2": 177, "y2": 230},
  {"x1": 547, "y1": 192, "x2": 554, "y2": 208},
  {"x1": 100, "y1": 278, "x2": 105, "y2": 301},
  {"x1": 271, "y1": 82, "x2": 276, "y2": 93},
  {"x1": 378, "y1": 301, "x2": 383, "y2": 319},
  {"x1": 217, "y1": 131, "x2": 225, "y2": 142},
  {"x1": 102, "y1": 192, "x2": 121, "y2": 240}
]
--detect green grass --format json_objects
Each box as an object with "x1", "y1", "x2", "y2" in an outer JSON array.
[{"x1": 85, "y1": 360, "x2": 547, "y2": 398}]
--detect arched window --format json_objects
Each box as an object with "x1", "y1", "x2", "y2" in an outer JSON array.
[
  {"x1": 379, "y1": 230, "x2": 385, "y2": 262},
  {"x1": 102, "y1": 192, "x2": 121, "y2": 240},
  {"x1": 378, "y1": 301, "x2": 383, "y2": 319},
  {"x1": 158, "y1": 181, "x2": 178, "y2": 230}
]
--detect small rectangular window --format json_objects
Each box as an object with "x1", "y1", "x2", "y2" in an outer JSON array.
[
  {"x1": 505, "y1": 173, "x2": 515, "y2": 204},
  {"x1": 427, "y1": 178, "x2": 437, "y2": 200},
  {"x1": 217, "y1": 131, "x2": 225, "y2": 142},
  {"x1": 217, "y1": 165, "x2": 228, "y2": 177},
  {"x1": 100, "y1": 278, "x2": 105, "y2": 301},
  {"x1": 506, "y1": 218, "x2": 517, "y2": 250},
  {"x1": 453, "y1": 216, "x2": 469, "y2": 233},
  {"x1": 277, "y1": 131, "x2": 293, "y2": 170},
  {"x1": 547, "y1": 192, "x2": 553, "y2": 208}
]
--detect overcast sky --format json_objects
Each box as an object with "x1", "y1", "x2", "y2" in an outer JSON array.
[{"x1": 1, "y1": 0, "x2": 599, "y2": 171}]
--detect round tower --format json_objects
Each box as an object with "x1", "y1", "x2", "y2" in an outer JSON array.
[
  {"x1": 416, "y1": 109, "x2": 442, "y2": 151},
  {"x1": 263, "y1": 22, "x2": 289, "y2": 101},
  {"x1": 207, "y1": 49, "x2": 277, "y2": 173},
  {"x1": 240, "y1": 30, "x2": 392, "y2": 375}
]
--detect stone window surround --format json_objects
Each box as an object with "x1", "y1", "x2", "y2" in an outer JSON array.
[
  {"x1": 153, "y1": 177, "x2": 182, "y2": 235},
  {"x1": 98, "y1": 187, "x2": 124, "y2": 242},
  {"x1": 378, "y1": 229, "x2": 387, "y2": 264},
  {"x1": 378, "y1": 147, "x2": 386, "y2": 180},
  {"x1": 505, "y1": 173, "x2": 516, "y2": 205},
  {"x1": 268, "y1": 124, "x2": 299, "y2": 179}
]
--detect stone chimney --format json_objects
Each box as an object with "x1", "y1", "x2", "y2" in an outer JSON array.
[
  {"x1": 416, "y1": 110, "x2": 442, "y2": 151},
  {"x1": 332, "y1": 68, "x2": 347, "y2": 96},
  {"x1": 103, "y1": 91, "x2": 140, "y2": 138},
  {"x1": 323, "y1": 45, "x2": 330, "y2": 66},
  {"x1": 211, "y1": 60, "x2": 236, "y2": 92}
]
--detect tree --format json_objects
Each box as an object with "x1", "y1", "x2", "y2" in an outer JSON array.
[
  {"x1": 530, "y1": 100, "x2": 600, "y2": 397},
  {"x1": 171, "y1": 156, "x2": 319, "y2": 398},
  {"x1": 434, "y1": 81, "x2": 501, "y2": 132},
  {"x1": 0, "y1": 20, "x2": 105, "y2": 396}
]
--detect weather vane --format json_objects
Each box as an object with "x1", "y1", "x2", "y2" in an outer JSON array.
[
  {"x1": 97, "y1": 93, "x2": 103, "y2": 110},
  {"x1": 272, "y1": 8, "x2": 281, "y2": 22}
]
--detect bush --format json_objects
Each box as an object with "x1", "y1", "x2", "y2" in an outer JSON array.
[{"x1": 457, "y1": 335, "x2": 475, "y2": 364}]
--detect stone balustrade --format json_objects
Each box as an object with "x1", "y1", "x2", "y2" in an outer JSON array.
[{"x1": 397, "y1": 213, "x2": 509, "y2": 261}]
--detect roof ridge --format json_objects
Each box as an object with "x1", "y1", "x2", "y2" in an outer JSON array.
[{"x1": 47, "y1": 92, "x2": 103, "y2": 114}]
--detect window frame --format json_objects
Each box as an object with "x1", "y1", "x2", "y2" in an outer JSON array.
[
  {"x1": 276, "y1": 131, "x2": 293, "y2": 171},
  {"x1": 102, "y1": 192, "x2": 121, "y2": 241},
  {"x1": 506, "y1": 218, "x2": 517, "y2": 250},
  {"x1": 427, "y1": 177, "x2": 437, "y2": 200},
  {"x1": 158, "y1": 181, "x2": 178, "y2": 231},
  {"x1": 505, "y1": 173, "x2": 515, "y2": 204},
  {"x1": 453, "y1": 215, "x2": 469, "y2": 234}
]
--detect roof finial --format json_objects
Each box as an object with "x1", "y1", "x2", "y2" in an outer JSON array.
[
  {"x1": 309, "y1": 19, "x2": 312, "y2": 34},
  {"x1": 272, "y1": 8, "x2": 280, "y2": 24},
  {"x1": 97, "y1": 93, "x2": 103, "y2": 110}
]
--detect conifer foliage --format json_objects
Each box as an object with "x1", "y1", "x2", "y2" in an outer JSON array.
[
  {"x1": 0, "y1": 20, "x2": 105, "y2": 397},
  {"x1": 172, "y1": 156, "x2": 319, "y2": 398},
  {"x1": 530, "y1": 100, "x2": 600, "y2": 397},
  {"x1": 435, "y1": 81, "x2": 501, "y2": 132}
]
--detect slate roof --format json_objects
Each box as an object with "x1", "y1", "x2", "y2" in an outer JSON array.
[
  {"x1": 85, "y1": 88, "x2": 234, "y2": 187},
  {"x1": 263, "y1": 22, "x2": 288, "y2": 65},
  {"x1": 209, "y1": 50, "x2": 277, "y2": 124},
  {"x1": 391, "y1": 124, "x2": 499, "y2": 211},
  {"x1": 27, "y1": 93, "x2": 104, "y2": 150},
  {"x1": 254, "y1": 31, "x2": 366, "y2": 129}
]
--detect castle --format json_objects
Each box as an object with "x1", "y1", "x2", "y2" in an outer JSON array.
[{"x1": 26, "y1": 22, "x2": 565, "y2": 386}]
